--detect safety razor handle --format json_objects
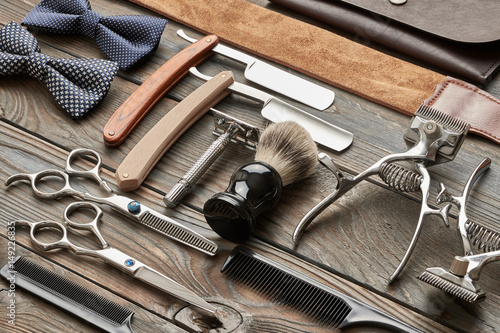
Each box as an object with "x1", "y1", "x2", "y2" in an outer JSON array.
[
  {"x1": 103, "y1": 34, "x2": 219, "y2": 148},
  {"x1": 115, "y1": 71, "x2": 234, "y2": 191},
  {"x1": 164, "y1": 124, "x2": 239, "y2": 207}
]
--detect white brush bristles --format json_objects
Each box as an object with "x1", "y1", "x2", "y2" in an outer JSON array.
[{"x1": 255, "y1": 121, "x2": 318, "y2": 186}]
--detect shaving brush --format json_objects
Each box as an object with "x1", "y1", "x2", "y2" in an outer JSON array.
[{"x1": 203, "y1": 121, "x2": 318, "y2": 243}]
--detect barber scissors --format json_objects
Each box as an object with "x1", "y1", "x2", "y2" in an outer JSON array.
[
  {"x1": 16, "y1": 201, "x2": 216, "y2": 314},
  {"x1": 5, "y1": 148, "x2": 218, "y2": 256}
]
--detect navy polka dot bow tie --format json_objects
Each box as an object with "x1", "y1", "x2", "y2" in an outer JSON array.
[
  {"x1": 0, "y1": 22, "x2": 118, "y2": 119},
  {"x1": 22, "y1": 0, "x2": 167, "y2": 70}
]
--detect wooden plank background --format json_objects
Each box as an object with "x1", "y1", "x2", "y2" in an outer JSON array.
[{"x1": 1, "y1": 0, "x2": 499, "y2": 332}]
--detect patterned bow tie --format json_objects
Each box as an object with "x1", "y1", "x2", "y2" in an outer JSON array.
[
  {"x1": 22, "y1": 0, "x2": 168, "y2": 70},
  {"x1": 0, "y1": 22, "x2": 118, "y2": 119}
]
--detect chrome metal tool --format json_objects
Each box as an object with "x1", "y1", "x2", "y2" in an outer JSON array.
[
  {"x1": 5, "y1": 148, "x2": 218, "y2": 256},
  {"x1": 164, "y1": 110, "x2": 260, "y2": 207},
  {"x1": 190, "y1": 68, "x2": 353, "y2": 152},
  {"x1": 178, "y1": 30, "x2": 335, "y2": 111},
  {"x1": 15, "y1": 202, "x2": 216, "y2": 314},
  {"x1": 418, "y1": 158, "x2": 500, "y2": 303},
  {"x1": 293, "y1": 105, "x2": 470, "y2": 281}
]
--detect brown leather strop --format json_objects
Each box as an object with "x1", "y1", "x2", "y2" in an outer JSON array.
[
  {"x1": 128, "y1": 0, "x2": 445, "y2": 115},
  {"x1": 128, "y1": 0, "x2": 500, "y2": 145},
  {"x1": 424, "y1": 77, "x2": 500, "y2": 145},
  {"x1": 269, "y1": 0, "x2": 500, "y2": 84}
]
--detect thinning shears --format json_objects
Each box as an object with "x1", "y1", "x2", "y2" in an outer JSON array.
[
  {"x1": 16, "y1": 201, "x2": 216, "y2": 314},
  {"x1": 5, "y1": 148, "x2": 218, "y2": 256}
]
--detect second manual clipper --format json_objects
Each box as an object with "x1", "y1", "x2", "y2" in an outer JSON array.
[
  {"x1": 419, "y1": 158, "x2": 500, "y2": 303},
  {"x1": 293, "y1": 104, "x2": 470, "y2": 281}
]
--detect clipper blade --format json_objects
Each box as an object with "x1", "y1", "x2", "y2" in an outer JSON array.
[
  {"x1": 417, "y1": 268, "x2": 486, "y2": 303},
  {"x1": 404, "y1": 104, "x2": 470, "y2": 165},
  {"x1": 414, "y1": 105, "x2": 469, "y2": 134}
]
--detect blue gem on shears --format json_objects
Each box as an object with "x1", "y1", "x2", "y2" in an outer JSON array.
[
  {"x1": 127, "y1": 201, "x2": 141, "y2": 214},
  {"x1": 124, "y1": 259, "x2": 135, "y2": 267}
]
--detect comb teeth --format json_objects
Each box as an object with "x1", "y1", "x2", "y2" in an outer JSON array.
[
  {"x1": 140, "y1": 212, "x2": 218, "y2": 255},
  {"x1": 221, "y1": 248, "x2": 352, "y2": 327},
  {"x1": 415, "y1": 105, "x2": 469, "y2": 134},
  {"x1": 417, "y1": 271, "x2": 485, "y2": 303},
  {"x1": 12, "y1": 257, "x2": 133, "y2": 325}
]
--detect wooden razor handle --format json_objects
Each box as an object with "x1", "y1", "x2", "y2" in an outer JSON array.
[
  {"x1": 115, "y1": 71, "x2": 234, "y2": 191},
  {"x1": 103, "y1": 34, "x2": 219, "y2": 147}
]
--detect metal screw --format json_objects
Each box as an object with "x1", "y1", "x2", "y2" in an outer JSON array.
[
  {"x1": 389, "y1": 0, "x2": 407, "y2": 5},
  {"x1": 423, "y1": 122, "x2": 440, "y2": 139}
]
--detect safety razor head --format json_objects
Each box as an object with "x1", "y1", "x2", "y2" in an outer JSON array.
[
  {"x1": 417, "y1": 267, "x2": 486, "y2": 303},
  {"x1": 404, "y1": 104, "x2": 470, "y2": 165},
  {"x1": 210, "y1": 109, "x2": 260, "y2": 150}
]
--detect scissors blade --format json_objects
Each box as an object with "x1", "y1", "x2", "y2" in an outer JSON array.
[
  {"x1": 134, "y1": 265, "x2": 216, "y2": 314},
  {"x1": 97, "y1": 248, "x2": 216, "y2": 314}
]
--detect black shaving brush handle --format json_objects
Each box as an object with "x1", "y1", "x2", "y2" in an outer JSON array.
[{"x1": 203, "y1": 161, "x2": 282, "y2": 243}]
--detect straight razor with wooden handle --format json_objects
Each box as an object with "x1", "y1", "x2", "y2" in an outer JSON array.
[
  {"x1": 190, "y1": 68, "x2": 353, "y2": 152},
  {"x1": 115, "y1": 71, "x2": 234, "y2": 191},
  {"x1": 177, "y1": 30, "x2": 335, "y2": 111},
  {"x1": 103, "y1": 34, "x2": 219, "y2": 147}
]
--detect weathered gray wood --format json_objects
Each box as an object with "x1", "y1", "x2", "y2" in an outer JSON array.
[
  {"x1": 1, "y1": 0, "x2": 500, "y2": 332},
  {"x1": 0, "y1": 122, "x2": 453, "y2": 332}
]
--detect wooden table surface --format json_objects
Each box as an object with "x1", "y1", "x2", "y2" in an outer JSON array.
[{"x1": 1, "y1": 1, "x2": 499, "y2": 332}]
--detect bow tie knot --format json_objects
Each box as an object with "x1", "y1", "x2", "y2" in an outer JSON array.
[
  {"x1": 80, "y1": 10, "x2": 102, "y2": 39},
  {"x1": 1, "y1": 22, "x2": 118, "y2": 119},
  {"x1": 22, "y1": 0, "x2": 167, "y2": 70},
  {"x1": 27, "y1": 53, "x2": 51, "y2": 80}
]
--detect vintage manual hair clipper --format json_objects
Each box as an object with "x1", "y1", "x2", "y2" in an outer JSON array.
[
  {"x1": 164, "y1": 110, "x2": 260, "y2": 207},
  {"x1": 418, "y1": 158, "x2": 500, "y2": 303},
  {"x1": 293, "y1": 104, "x2": 470, "y2": 281}
]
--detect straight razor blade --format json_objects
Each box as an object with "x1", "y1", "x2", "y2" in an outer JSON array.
[{"x1": 178, "y1": 30, "x2": 335, "y2": 111}]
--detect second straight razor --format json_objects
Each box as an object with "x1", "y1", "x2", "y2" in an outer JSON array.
[
  {"x1": 190, "y1": 68, "x2": 353, "y2": 152},
  {"x1": 177, "y1": 30, "x2": 335, "y2": 111},
  {"x1": 115, "y1": 71, "x2": 234, "y2": 191}
]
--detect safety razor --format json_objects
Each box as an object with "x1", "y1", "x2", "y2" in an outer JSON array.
[
  {"x1": 293, "y1": 104, "x2": 470, "y2": 281},
  {"x1": 164, "y1": 110, "x2": 260, "y2": 207}
]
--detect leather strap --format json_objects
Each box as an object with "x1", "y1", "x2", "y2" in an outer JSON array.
[
  {"x1": 269, "y1": 0, "x2": 500, "y2": 84},
  {"x1": 128, "y1": 0, "x2": 500, "y2": 145},
  {"x1": 424, "y1": 77, "x2": 500, "y2": 144},
  {"x1": 128, "y1": 0, "x2": 445, "y2": 115}
]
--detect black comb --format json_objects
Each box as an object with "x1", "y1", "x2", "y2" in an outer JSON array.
[
  {"x1": 1, "y1": 257, "x2": 134, "y2": 333},
  {"x1": 221, "y1": 246, "x2": 423, "y2": 333}
]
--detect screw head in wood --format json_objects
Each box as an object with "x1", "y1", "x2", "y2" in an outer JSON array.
[{"x1": 390, "y1": 0, "x2": 407, "y2": 4}]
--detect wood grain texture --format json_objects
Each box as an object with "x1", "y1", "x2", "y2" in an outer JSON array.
[
  {"x1": 0, "y1": 121, "x2": 451, "y2": 333},
  {"x1": 103, "y1": 34, "x2": 219, "y2": 147},
  {"x1": 1, "y1": 0, "x2": 500, "y2": 332},
  {"x1": 115, "y1": 71, "x2": 234, "y2": 191}
]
